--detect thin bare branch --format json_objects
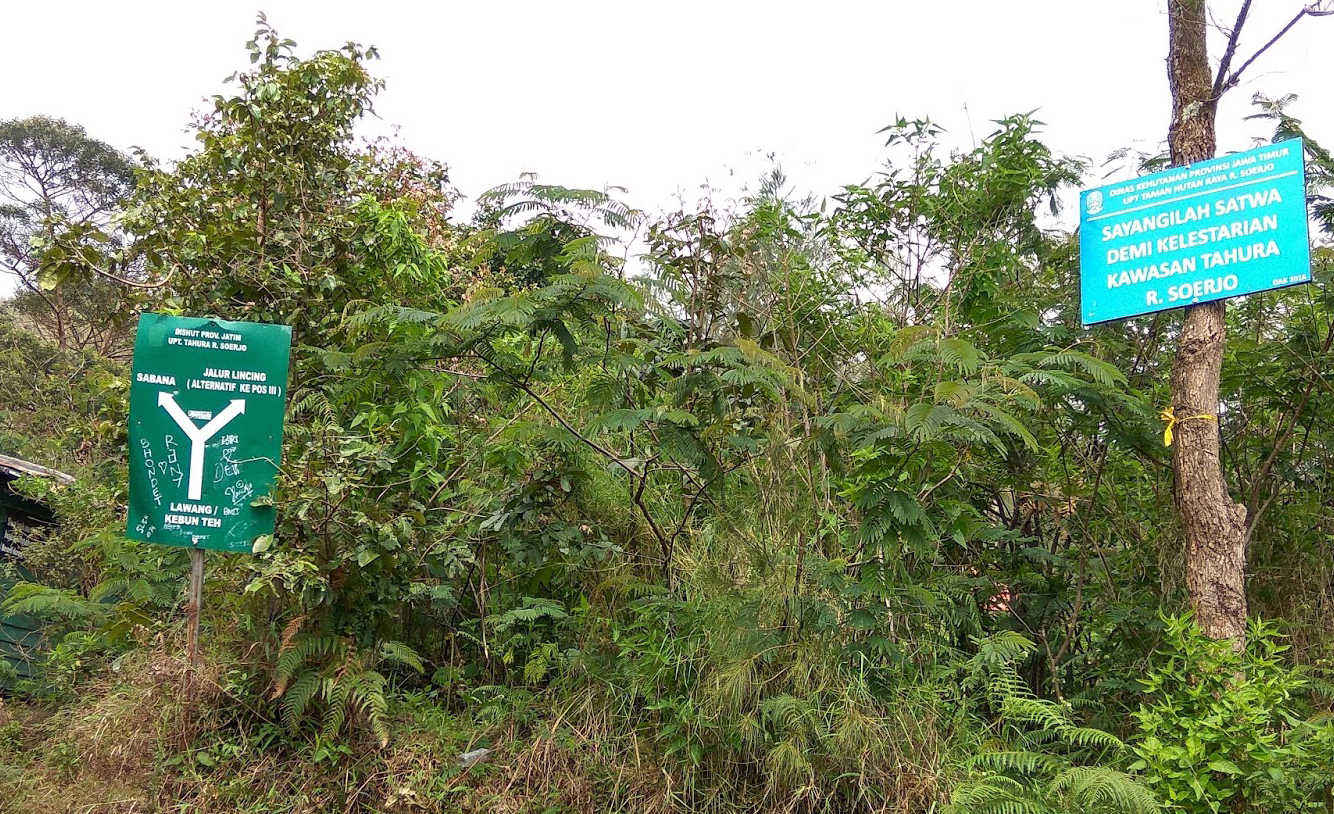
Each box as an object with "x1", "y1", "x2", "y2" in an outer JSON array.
[
  {"x1": 1210, "y1": 0, "x2": 1253, "y2": 99},
  {"x1": 1216, "y1": 4, "x2": 1330, "y2": 98}
]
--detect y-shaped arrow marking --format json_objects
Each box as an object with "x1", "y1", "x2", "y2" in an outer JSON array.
[{"x1": 158, "y1": 392, "x2": 246, "y2": 500}]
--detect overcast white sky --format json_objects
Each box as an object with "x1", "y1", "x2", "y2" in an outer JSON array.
[{"x1": 2, "y1": 1, "x2": 1330, "y2": 293}]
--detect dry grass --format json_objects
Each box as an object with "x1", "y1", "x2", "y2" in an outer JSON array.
[{"x1": 0, "y1": 630, "x2": 954, "y2": 814}]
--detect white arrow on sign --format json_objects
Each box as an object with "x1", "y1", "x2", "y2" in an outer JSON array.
[{"x1": 158, "y1": 392, "x2": 246, "y2": 501}]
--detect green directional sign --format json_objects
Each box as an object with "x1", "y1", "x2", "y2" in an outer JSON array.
[{"x1": 127, "y1": 314, "x2": 291, "y2": 552}]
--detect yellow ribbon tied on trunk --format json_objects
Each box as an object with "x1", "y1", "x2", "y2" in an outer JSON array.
[{"x1": 1160, "y1": 407, "x2": 1217, "y2": 447}]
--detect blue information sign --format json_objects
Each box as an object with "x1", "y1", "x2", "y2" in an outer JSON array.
[{"x1": 1079, "y1": 140, "x2": 1310, "y2": 325}]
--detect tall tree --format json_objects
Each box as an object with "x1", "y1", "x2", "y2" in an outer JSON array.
[
  {"x1": 0, "y1": 116, "x2": 138, "y2": 355},
  {"x1": 1166, "y1": 1, "x2": 1329, "y2": 643}
]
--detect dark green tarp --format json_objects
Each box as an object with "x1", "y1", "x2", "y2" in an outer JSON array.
[{"x1": 0, "y1": 455, "x2": 68, "y2": 690}]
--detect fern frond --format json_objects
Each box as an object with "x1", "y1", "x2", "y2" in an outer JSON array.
[
  {"x1": 2, "y1": 583, "x2": 105, "y2": 622},
  {"x1": 1060, "y1": 726, "x2": 1125, "y2": 751},
  {"x1": 968, "y1": 750, "x2": 1063, "y2": 775},
  {"x1": 378, "y1": 640, "x2": 425, "y2": 674},
  {"x1": 281, "y1": 671, "x2": 321, "y2": 731},
  {"x1": 1050, "y1": 766, "x2": 1159, "y2": 813}
]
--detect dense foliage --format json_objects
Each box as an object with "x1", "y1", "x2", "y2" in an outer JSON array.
[{"x1": 2, "y1": 21, "x2": 1333, "y2": 814}]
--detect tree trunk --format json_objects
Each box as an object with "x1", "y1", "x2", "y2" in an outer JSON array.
[{"x1": 1167, "y1": 0, "x2": 1249, "y2": 643}]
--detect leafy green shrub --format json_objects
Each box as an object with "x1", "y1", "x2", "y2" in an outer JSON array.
[
  {"x1": 0, "y1": 720, "x2": 23, "y2": 759},
  {"x1": 1131, "y1": 615, "x2": 1334, "y2": 812}
]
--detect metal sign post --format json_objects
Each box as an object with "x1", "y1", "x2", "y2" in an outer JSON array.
[
  {"x1": 185, "y1": 548, "x2": 204, "y2": 692},
  {"x1": 125, "y1": 314, "x2": 291, "y2": 684}
]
